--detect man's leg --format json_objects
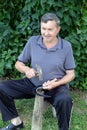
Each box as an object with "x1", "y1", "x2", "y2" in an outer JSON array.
[
  {"x1": 0, "y1": 78, "x2": 35, "y2": 129},
  {"x1": 46, "y1": 86, "x2": 73, "y2": 130}
]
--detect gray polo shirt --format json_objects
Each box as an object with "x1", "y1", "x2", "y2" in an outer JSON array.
[{"x1": 18, "y1": 35, "x2": 75, "y2": 86}]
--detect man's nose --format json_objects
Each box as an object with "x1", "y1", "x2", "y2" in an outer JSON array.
[{"x1": 44, "y1": 30, "x2": 49, "y2": 35}]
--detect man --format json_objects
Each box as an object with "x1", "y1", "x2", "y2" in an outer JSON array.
[{"x1": 0, "y1": 13, "x2": 75, "y2": 130}]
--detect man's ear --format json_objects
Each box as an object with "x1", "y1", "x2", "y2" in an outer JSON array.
[{"x1": 58, "y1": 26, "x2": 61, "y2": 33}]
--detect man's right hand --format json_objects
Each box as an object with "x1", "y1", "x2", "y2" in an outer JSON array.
[
  {"x1": 15, "y1": 61, "x2": 36, "y2": 79},
  {"x1": 24, "y1": 68, "x2": 36, "y2": 79}
]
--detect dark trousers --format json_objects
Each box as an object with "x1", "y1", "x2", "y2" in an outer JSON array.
[{"x1": 0, "y1": 78, "x2": 73, "y2": 130}]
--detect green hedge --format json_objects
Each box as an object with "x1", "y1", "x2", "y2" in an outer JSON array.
[{"x1": 0, "y1": 0, "x2": 87, "y2": 90}]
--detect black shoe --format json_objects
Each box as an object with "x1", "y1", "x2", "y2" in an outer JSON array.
[{"x1": 0, "y1": 122, "x2": 24, "y2": 130}]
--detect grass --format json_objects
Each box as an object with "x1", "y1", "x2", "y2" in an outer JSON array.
[{"x1": 0, "y1": 90, "x2": 87, "y2": 130}]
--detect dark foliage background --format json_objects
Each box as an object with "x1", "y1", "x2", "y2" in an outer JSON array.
[{"x1": 0, "y1": 0, "x2": 87, "y2": 90}]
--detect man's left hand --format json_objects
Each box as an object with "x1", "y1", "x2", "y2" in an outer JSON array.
[{"x1": 42, "y1": 78, "x2": 57, "y2": 90}]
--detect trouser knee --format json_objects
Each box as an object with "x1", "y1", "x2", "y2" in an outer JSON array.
[{"x1": 54, "y1": 94, "x2": 73, "y2": 110}]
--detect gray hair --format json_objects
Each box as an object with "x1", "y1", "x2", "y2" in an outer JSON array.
[{"x1": 41, "y1": 13, "x2": 60, "y2": 26}]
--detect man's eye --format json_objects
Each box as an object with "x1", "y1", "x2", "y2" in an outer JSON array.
[
  {"x1": 42, "y1": 27, "x2": 45, "y2": 30},
  {"x1": 43, "y1": 28, "x2": 46, "y2": 30},
  {"x1": 49, "y1": 29, "x2": 52, "y2": 31}
]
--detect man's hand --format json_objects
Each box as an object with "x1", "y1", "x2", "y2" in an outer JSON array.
[
  {"x1": 15, "y1": 61, "x2": 37, "y2": 79},
  {"x1": 25, "y1": 68, "x2": 37, "y2": 79},
  {"x1": 42, "y1": 78, "x2": 57, "y2": 90}
]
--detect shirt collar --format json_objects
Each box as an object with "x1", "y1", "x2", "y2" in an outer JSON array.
[{"x1": 37, "y1": 35, "x2": 63, "y2": 51}]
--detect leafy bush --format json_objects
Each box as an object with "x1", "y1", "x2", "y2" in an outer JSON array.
[{"x1": 0, "y1": 0, "x2": 87, "y2": 90}]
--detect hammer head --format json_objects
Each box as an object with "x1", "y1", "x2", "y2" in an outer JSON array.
[{"x1": 36, "y1": 64, "x2": 43, "y2": 81}]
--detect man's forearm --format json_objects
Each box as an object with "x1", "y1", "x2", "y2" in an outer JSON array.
[
  {"x1": 43, "y1": 70, "x2": 75, "y2": 90},
  {"x1": 15, "y1": 61, "x2": 30, "y2": 74},
  {"x1": 55, "y1": 73, "x2": 75, "y2": 87}
]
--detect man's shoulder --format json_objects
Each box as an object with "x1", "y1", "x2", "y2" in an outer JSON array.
[
  {"x1": 26, "y1": 35, "x2": 41, "y2": 47},
  {"x1": 29, "y1": 35, "x2": 41, "y2": 42},
  {"x1": 61, "y1": 38, "x2": 72, "y2": 48}
]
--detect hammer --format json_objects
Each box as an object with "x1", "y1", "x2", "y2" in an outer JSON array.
[
  {"x1": 24, "y1": 64, "x2": 51, "y2": 98},
  {"x1": 35, "y1": 64, "x2": 51, "y2": 98},
  {"x1": 23, "y1": 64, "x2": 43, "y2": 80}
]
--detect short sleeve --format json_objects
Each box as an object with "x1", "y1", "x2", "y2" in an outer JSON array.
[
  {"x1": 18, "y1": 39, "x2": 31, "y2": 64},
  {"x1": 64, "y1": 45, "x2": 75, "y2": 70}
]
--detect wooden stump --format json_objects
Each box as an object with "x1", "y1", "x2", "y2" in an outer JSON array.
[
  {"x1": 31, "y1": 94, "x2": 44, "y2": 130},
  {"x1": 31, "y1": 94, "x2": 56, "y2": 130}
]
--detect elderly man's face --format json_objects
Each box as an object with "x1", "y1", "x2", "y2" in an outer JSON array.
[{"x1": 41, "y1": 20, "x2": 60, "y2": 44}]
